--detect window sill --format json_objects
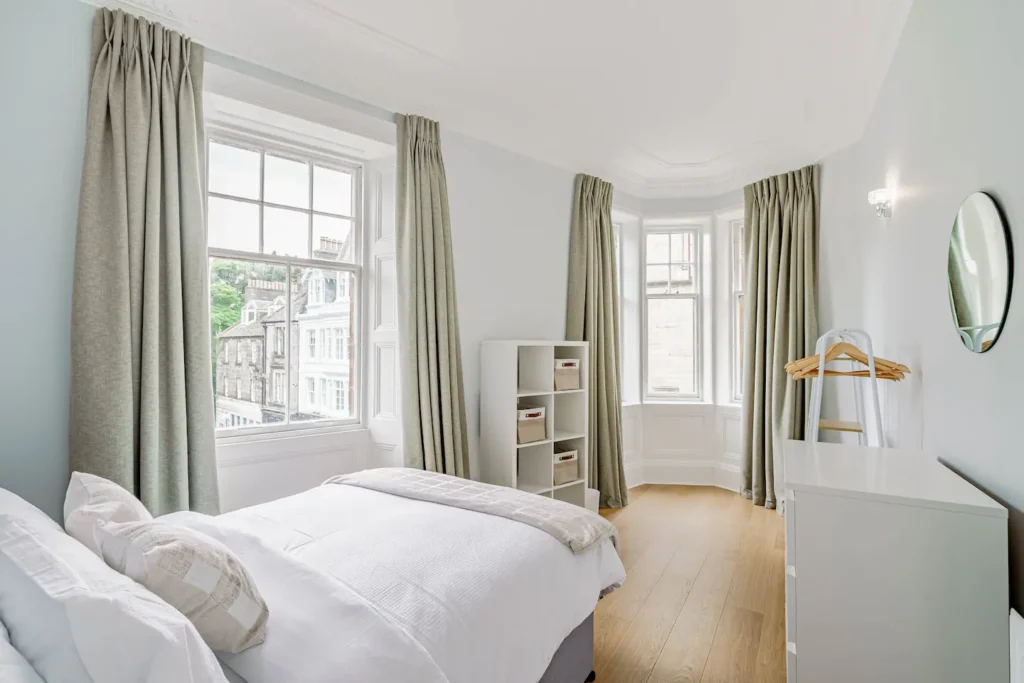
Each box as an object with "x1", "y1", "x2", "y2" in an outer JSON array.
[
  {"x1": 638, "y1": 400, "x2": 743, "y2": 410},
  {"x1": 643, "y1": 398, "x2": 710, "y2": 406},
  {"x1": 215, "y1": 421, "x2": 366, "y2": 447}
]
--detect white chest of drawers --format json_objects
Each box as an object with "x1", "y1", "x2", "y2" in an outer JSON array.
[{"x1": 782, "y1": 439, "x2": 1008, "y2": 683}]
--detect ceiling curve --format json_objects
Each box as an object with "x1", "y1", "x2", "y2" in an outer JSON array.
[{"x1": 96, "y1": 0, "x2": 913, "y2": 197}]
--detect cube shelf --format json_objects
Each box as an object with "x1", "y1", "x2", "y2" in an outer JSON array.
[{"x1": 480, "y1": 340, "x2": 589, "y2": 507}]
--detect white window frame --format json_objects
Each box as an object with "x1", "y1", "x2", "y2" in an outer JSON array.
[
  {"x1": 729, "y1": 218, "x2": 745, "y2": 403},
  {"x1": 307, "y1": 329, "x2": 317, "y2": 359},
  {"x1": 207, "y1": 124, "x2": 364, "y2": 437},
  {"x1": 642, "y1": 221, "x2": 705, "y2": 402},
  {"x1": 339, "y1": 327, "x2": 352, "y2": 362},
  {"x1": 333, "y1": 379, "x2": 344, "y2": 412},
  {"x1": 272, "y1": 370, "x2": 285, "y2": 404}
]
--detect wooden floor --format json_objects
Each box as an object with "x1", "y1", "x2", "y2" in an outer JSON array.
[{"x1": 595, "y1": 484, "x2": 786, "y2": 683}]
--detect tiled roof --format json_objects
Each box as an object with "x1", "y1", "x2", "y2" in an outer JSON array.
[
  {"x1": 262, "y1": 293, "x2": 307, "y2": 324},
  {"x1": 217, "y1": 319, "x2": 264, "y2": 339}
]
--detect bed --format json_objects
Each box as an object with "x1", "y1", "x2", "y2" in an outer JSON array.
[
  {"x1": 165, "y1": 478, "x2": 625, "y2": 683},
  {"x1": 0, "y1": 471, "x2": 624, "y2": 683}
]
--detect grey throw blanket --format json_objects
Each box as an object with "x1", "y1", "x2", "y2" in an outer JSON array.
[{"x1": 324, "y1": 468, "x2": 619, "y2": 555}]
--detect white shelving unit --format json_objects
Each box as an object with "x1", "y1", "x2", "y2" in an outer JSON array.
[{"x1": 480, "y1": 340, "x2": 589, "y2": 508}]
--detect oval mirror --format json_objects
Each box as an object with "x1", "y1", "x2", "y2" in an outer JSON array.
[{"x1": 947, "y1": 192, "x2": 1012, "y2": 352}]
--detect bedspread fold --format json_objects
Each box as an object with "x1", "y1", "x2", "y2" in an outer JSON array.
[{"x1": 324, "y1": 468, "x2": 619, "y2": 554}]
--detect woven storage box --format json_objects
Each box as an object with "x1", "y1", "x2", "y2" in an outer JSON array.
[
  {"x1": 553, "y1": 449, "x2": 579, "y2": 485},
  {"x1": 516, "y1": 407, "x2": 546, "y2": 444},
  {"x1": 554, "y1": 359, "x2": 581, "y2": 391}
]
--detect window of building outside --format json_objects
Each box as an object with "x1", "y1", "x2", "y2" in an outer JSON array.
[
  {"x1": 208, "y1": 132, "x2": 361, "y2": 433},
  {"x1": 644, "y1": 227, "x2": 700, "y2": 399}
]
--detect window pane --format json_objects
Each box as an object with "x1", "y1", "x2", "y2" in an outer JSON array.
[
  {"x1": 291, "y1": 266, "x2": 357, "y2": 424},
  {"x1": 647, "y1": 298, "x2": 696, "y2": 395},
  {"x1": 733, "y1": 223, "x2": 745, "y2": 292},
  {"x1": 264, "y1": 154, "x2": 310, "y2": 209},
  {"x1": 734, "y1": 293, "x2": 745, "y2": 398},
  {"x1": 208, "y1": 142, "x2": 260, "y2": 200},
  {"x1": 264, "y1": 207, "x2": 308, "y2": 257},
  {"x1": 670, "y1": 232, "x2": 693, "y2": 263},
  {"x1": 668, "y1": 265, "x2": 696, "y2": 294},
  {"x1": 313, "y1": 166, "x2": 353, "y2": 216},
  {"x1": 313, "y1": 216, "x2": 355, "y2": 262},
  {"x1": 646, "y1": 265, "x2": 669, "y2": 295},
  {"x1": 646, "y1": 234, "x2": 669, "y2": 263},
  {"x1": 211, "y1": 258, "x2": 287, "y2": 430},
  {"x1": 208, "y1": 197, "x2": 259, "y2": 252}
]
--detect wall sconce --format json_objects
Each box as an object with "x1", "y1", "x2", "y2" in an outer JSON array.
[{"x1": 868, "y1": 188, "x2": 893, "y2": 218}]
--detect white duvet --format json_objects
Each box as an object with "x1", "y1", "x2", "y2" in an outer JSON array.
[{"x1": 165, "y1": 484, "x2": 624, "y2": 683}]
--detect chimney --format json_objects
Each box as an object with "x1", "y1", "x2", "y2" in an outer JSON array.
[
  {"x1": 314, "y1": 236, "x2": 348, "y2": 261},
  {"x1": 244, "y1": 279, "x2": 285, "y2": 303}
]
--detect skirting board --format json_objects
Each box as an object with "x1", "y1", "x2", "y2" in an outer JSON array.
[{"x1": 627, "y1": 459, "x2": 742, "y2": 492}]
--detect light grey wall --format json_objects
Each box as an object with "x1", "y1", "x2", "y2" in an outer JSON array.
[
  {"x1": 442, "y1": 131, "x2": 575, "y2": 476},
  {"x1": 643, "y1": 190, "x2": 745, "y2": 218},
  {"x1": 0, "y1": 0, "x2": 92, "y2": 518},
  {"x1": 819, "y1": 0, "x2": 1024, "y2": 610}
]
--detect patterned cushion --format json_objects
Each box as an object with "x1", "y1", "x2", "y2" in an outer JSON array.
[
  {"x1": 96, "y1": 520, "x2": 269, "y2": 654},
  {"x1": 64, "y1": 471, "x2": 152, "y2": 556}
]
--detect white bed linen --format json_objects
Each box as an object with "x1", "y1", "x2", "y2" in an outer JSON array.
[
  {"x1": 0, "y1": 489, "x2": 227, "y2": 683},
  {"x1": 165, "y1": 484, "x2": 624, "y2": 683},
  {"x1": 0, "y1": 620, "x2": 44, "y2": 683}
]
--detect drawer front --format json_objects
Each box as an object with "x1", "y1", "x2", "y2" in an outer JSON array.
[
  {"x1": 784, "y1": 489, "x2": 796, "y2": 567},
  {"x1": 784, "y1": 489, "x2": 797, "y2": 673},
  {"x1": 785, "y1": 565, "x2": 796, "y2": 645}
]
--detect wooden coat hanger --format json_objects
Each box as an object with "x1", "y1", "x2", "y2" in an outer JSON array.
[{"x1": 785, "y1": 341, "x2": 910, "y2": 382}]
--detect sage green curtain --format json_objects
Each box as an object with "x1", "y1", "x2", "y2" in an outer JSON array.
[
  {"x1": 70, "y1": 9, "x2": 219, "y2": 515},
  {"x1": 566, "y1": 174, "x2": 628, "y2": 508},
  {"x1": 740, "y1": 164, "x2": 819, "y2": 509},
  {"x1": 395, "y1": 114, "x2": 470, "y2": 477}
]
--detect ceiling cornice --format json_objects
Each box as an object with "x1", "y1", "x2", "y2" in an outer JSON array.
[{"x1": 73, "y1": 0, "x2": 912, "y2": 201}]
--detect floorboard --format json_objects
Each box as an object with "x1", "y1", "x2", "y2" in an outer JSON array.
[{"x1": 596, "y1": 485, "x2": 785, "y2": 683}]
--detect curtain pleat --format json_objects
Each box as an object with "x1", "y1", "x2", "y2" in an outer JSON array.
[
  {"x1": 70, "y1": 9, "x2": 218, "y2": 514},
  {"x1": 396, "y1": 115, "x2": 470, "y2": 477},
  {"x1": 566, "y1": 174, "x2": 628, "y2": 509},
  {"x1": 740, "y1": 164, "x2": 819, "y2": 509}
]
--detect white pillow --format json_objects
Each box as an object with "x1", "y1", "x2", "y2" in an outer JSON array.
[
  {"x1": 64, "y1": 471, "x2": 152, "y2": 555},
  {"x1": 0, "y1": 618, "x2": 44, "y2": 683},
  {"x1": 96, "y1": 520, "x2": 269, "y2": 653},
  {"x1": 0, "y1": 488, "x2": 228, "y2": 683}
]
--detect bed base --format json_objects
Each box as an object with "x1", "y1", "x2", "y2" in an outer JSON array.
[{"x1": 538, "y1": 612, "x2": 595, "y2": 683}]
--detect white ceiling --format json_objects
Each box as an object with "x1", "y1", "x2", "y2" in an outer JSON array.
[{"x1": 104, "y1": 0, "x2": 913, "y2": 197}]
